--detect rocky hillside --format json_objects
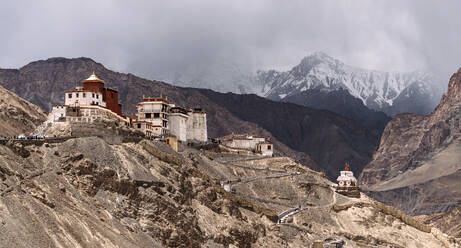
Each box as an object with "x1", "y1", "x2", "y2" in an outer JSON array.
[
  {"x1": 417, "y1": 206, "x2": 461, "y2": 239},
  {"x1": 256, "y1": 52, "x2": 441, "y2": 116},
  {"x1": 360, "y1": 67, "x2": 461, "y2": 216},
  {"x1": 0, "y1": 57, "x2": 383, "y2": 179},
  {"x1": 0, "y1": 131, "x2": 456, "y2": 247},
  {"x1": 0, "y1": 85, "x2": 46, "y2": 136}
]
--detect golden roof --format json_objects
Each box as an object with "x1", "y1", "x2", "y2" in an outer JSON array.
[{"x1": 82, "y1": 72, "x2": 104, "y2": 83}]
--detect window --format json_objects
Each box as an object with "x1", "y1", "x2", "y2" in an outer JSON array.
[
  {"x1": 83, "y1": 93, "x2": 86, "y2": 98},
  {"x1": 137, "y1": 124, "x2": 141, "y2": 128},
  {"x1": 96, "y1": 94, "x2": 99, "y2": 99},
  {"x1": 154, "y1": 113, "x2": 160, "y2": 118},
  {"x1": 267, "y1": 145, "x2": 272, "y2": 150},
  {"x1": 145, "y1": 113, "x2": 152, "y2": 119},
  {"x1": 163, "y1": 120, "x2": 167, "y2": 127},
  {"x1": 68, "y1": 93, "x2": 72, "y2": 98},
  {"x1": 96, "y1": 102, "x2": 99, "y2": 105},
  {"x1": 76, "y1": 93, "x2": 79, "y2": 98},
  {"x1": 92, "y1": 93, "x2": 95, "y2": 98}
]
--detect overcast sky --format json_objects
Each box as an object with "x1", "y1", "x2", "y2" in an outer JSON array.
[{"x1": 1, "y1": 0, "x2": 460, "y2": 83}]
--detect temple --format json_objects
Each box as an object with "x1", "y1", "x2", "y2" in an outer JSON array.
[
  {"x1": 335, "y1": 163, "x2": 360, "y2": 198},
  {"x1": 49, "y1": 73, "x2": 128, "y2": 126},
  {"x1": 65, "y1": 72, "x2": 122, "y2": 116}
]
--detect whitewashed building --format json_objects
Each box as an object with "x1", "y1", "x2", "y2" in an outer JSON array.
[
  {"x1": 186, "y1": 108, "x2": 208, "y2": 143},
  {"x1": 217, "y1": 134, "x2": 273, "y2": 156},
  {"x1": 136, "y1": 96, "x2": 174, "y2": 136},
  {"x1": 168, "y1": 107, "x2": 189, "y2": 142},
  {"x1": 65, "y1": 86, "x2": 106, "y2": 107}
]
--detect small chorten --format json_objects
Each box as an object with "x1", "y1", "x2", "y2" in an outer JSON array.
[{"x1": 336, "y1": 162, "x2": 360, "y2": 198}]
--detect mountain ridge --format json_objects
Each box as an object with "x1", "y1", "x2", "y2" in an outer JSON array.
[
  {"x1": 256, "y1": 52, "x2": 442, "y2": 116},
  {"x1": 0, "y1": 56, "x2": 383, "y2": 179}
]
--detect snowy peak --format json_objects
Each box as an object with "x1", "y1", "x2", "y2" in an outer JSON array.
[{"x1": 256, "y1": 52, "x2": 441, "y2": 115}]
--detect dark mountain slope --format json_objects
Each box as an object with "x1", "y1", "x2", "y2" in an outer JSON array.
[
  {"x1": 282, "y1": 88, "x2": 391, "y2": 137},
  {"x1": 195, "y1": 90, "x2": 378, "y2": 179}
]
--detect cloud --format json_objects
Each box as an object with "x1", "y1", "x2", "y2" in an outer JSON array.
[{"x1": 1, "y1": 0, "x2": 460, "y2": 84}]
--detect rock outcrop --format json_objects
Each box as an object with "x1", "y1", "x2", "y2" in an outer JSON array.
[
  {"x1": 360, "y1": 68, "x2": 461, "y2": 215},
  {"x1": 0, "y1": 85, "x2": 46, "y2": 136}
]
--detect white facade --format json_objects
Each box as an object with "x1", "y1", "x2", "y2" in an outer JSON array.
[
  {"x1": 136, "y1": 98, "x2": 173, "y2": 136},
  {"x1": 186, "y1": 110, "x2": 207, "y2": 142},
  {"x1": 134, "y1": 121, "x2": 153, "y2": 137},
  {"x1": 337, "y1": 170, "x2": 357, "y2": 188},
  {"x1": 218, "y1": 134, "x2": 273, "y2": 156},
  {"x1": 49, "y1": 105, "x2": 128, "y2": 125},
  {"x1": 257, "y1": 143, "x2": 273, "y2": 157},
  {"x1": 52, "y1": 105, "x2": 66, "y2": 122},
  {"x1": 168, "y1": 112, "x2": 189, "y2": 142},
  {"x1": 65, "y1": 89, "x2": 105, "y2": 107}
]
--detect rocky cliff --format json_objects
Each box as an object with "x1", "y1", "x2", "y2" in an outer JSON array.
[
  {"x1": 0, "y1": 84, "x2": 46, "y2": 136},
  {"x1": 0, "y1": 57, "x2": 383, "y2": 179},
  {"x1": 360, "y1": 67, "x2": 461, "y2": 215}
]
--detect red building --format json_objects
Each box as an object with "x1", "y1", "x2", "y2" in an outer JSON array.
[{"x1": 67, "y1": 72, "x2": 123, "y2": 116}]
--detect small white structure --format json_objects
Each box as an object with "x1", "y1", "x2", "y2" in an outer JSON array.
[
  {"x1": 336, "y1": 164, "x2": 357, "y2": 188},
  {"x1": 186, "y1": 108, "x2": 208, "y2": 143},
  {"x1": 133, "y1": 121, "x2": 154, "y2": 137},
  {"x1": 168, "y1": 107, "x2": 189, "y2": 142},
  {"x1": 52, "y1": 105, "x2": 67, "y2": 122},
  {"x1": 336, "y1": 163, "x2": 360, "y2": 198},
  {"x1": 257, "y1": 143, "x2": 273, "y2": 157},
  {"x1": 217, "y1": 134, "x2": 273, "y2": 156}
]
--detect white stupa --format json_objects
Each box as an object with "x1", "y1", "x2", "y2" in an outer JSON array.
[
  {"x1": 336, "y1": 163, "x2": 357, "y2": 188},
  {"x1": 336, "y1": 163, "x2": 360, "y2": 198}
]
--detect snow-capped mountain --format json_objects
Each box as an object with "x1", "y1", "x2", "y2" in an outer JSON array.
[{"x1": 256, "y1": 52, "x2": 442, "y2": 115}]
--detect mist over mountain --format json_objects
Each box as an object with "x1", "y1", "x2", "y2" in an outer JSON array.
[{"x1": 171, "y1": 52, "x2": 443, "y2": 118}]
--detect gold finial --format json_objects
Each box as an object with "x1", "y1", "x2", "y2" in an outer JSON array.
[{"x1": 160, "y1": 92, "x2": 163, "y2": 98}]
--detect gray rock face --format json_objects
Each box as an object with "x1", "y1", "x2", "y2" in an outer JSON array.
[{"x1": 360, "y1": 67, "x2": 461, "y2": 215}]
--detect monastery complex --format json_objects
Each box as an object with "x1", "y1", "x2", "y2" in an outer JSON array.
[{"x1": 49, "y1": 73, "x2": 207, "y2": 145}]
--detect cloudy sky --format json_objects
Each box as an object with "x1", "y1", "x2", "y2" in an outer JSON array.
[{"x1": 1, "y1": 0, "x2": 460, "y2": 83}]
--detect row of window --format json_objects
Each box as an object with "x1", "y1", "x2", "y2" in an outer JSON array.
[
  {"x1": 144, "y1": 113, "x2": 168, "y2": 119},
  {"x1": 68, "y1": 92, "x2": 99, "y2": 99}
]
